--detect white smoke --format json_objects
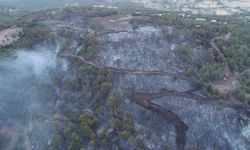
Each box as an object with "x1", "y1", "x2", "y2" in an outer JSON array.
[
  {"x1": 0, "y1": 47, "x2": 59, "y2": 149},
  {"x1": 15, "y1": 50, "x2": 56, "y2": 80},
  {"x1": 0, "y1": 48, "x2": 57, "y2": 85}
]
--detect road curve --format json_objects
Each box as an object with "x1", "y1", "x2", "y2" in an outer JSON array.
[
  {"x1": 129, "y1": 92, "x2": 188, "y2": 150},
  {"x1": 60, "y1": 54, "x2": 203, "y2": 85}
]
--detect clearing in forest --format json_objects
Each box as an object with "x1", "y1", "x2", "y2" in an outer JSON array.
[{"x1": 0, "y1": 27, "x2": 23, "y2": 48}]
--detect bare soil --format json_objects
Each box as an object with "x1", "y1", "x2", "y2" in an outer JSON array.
[
  {"x1": 0, "y1": 27, "x2": 23, "y2": 48},
  {"x1": 92, "y1": 14, "x2": 133, "y2": 32},
  {"x1": 214, "y1": 74, "x2": 240, "y2": 93}
]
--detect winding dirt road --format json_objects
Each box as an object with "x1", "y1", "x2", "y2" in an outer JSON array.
[
  {"x1": 60, "y1": 47, "x2": 244, "y2": 149},
  {"x1": 131, "y1": 89, "x2": 208, "y2": 103},
  {"x1": 61, "y1": 53, "x2": 203, "y2": 149},
  {"x1": 60, "y1": 34, "x2": 236, "y2": 149},
  {"x1": 60, "y1": 54, "x2": 203, "y2": 85},
  {"x1": 209, "y1": 33, "x2": 241, "y2": 93},
  {"x1": 129, "y1": 91, "x2": 188, "y2": 150},
  {"x1": 210, "y1": 33, "x2": 231, "y2": 76}
]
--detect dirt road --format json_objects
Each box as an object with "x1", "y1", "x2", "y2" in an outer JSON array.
[{"x1": 61, "y1": 54, "x2": 203, "y2": 85}]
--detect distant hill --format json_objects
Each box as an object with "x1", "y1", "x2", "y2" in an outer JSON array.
[
  {"x1": 130, "y1": 0, "x2": 250, "y2": 15},
  {"x1": 0, "y1": 0, "x2": 97, "y2": 10},
  {"x1": 0, "y1": 0, "x2": 250, "y2": 15}
]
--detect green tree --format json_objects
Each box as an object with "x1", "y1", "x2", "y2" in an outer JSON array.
[{"x1": 207, "y1": 48, "x2": 215, "y2": 62}]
